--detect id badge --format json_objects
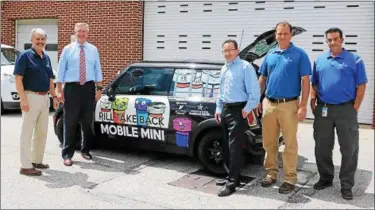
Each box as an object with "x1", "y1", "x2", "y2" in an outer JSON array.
[{"x1": 322, "y1": 106, "x2": 328, "y2": 117}]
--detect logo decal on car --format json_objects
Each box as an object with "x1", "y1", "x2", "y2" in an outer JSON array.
[{"x1": 173, "y1": 117, "x2": 192, "y2": 148}]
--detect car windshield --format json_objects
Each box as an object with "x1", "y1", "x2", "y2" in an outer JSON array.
[{"x1": 1, "y1": 47, "x2": 19, "y2": 66}]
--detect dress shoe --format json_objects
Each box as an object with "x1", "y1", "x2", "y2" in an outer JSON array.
[
  {"x1": 216, "y1": 179, "x2": 227, "y2": 186},
  {"x1": 341, "y1": 189, "x2": 353, "y2": 200},
  {"x1": 63, "y1": 159, "x2": 73, "y2": 166},
  {"x1": 313, "y1": 180, "x2": 333, "y2": 190},
  {"x1": 279, "y1": 182, "x2": 295, "y2": 194},
  {"x1": 20, "y1": 168, "x2": 42, "y2": 176},
  {"x1": 32, "y1": 163, "x2": 50, "y2": 169},
  {"x1": 261, "y1": 175, "x2": 277, "y2": 187},
  {"x1": 217, "y1": 185, "x2": 235, "y2": 197},
  {"x1": 81, "y1": 153, "x2": 92, "y2": 160}
]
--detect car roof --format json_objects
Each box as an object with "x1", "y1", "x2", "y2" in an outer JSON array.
[
  {"x1": 129, "y1": 60, "x2": 224, "y2": 70},
  {"x1": 1, "y1": 44, "x2": 14, "y2": 49}
]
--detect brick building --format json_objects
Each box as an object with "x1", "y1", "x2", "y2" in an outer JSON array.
[
  {"x1": 1, "y1": 1, "x2": 143, "y2": 84},
  {"x1": 1, "y1": 1, "x2": 374, "y2": 126}
]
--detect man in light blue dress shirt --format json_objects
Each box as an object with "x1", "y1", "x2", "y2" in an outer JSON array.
[
  {"x1": 215, "y1": 39, "x2": 260, "y2": 196},
  {"x1": 56, "y1": 23, "x2": 103, "y2": 166}
]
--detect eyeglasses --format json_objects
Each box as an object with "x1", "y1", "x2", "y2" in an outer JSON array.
[{"x1": 222, "y1": 49, "x2": 237, "y2": 54}]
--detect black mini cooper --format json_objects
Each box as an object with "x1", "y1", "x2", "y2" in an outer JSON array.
[{"x1": 53, "y1": 26, "x2": 305, "y2": 175}]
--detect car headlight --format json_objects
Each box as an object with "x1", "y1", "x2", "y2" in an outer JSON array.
[{"x1": 3, "y1": 73, "x2": 15, "y2": 83}]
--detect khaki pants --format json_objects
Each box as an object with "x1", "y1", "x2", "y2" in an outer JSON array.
[
  {"x1": 262, "y1": 98, "x2": 299, "y2": 184},
  {"x1": 20, "y1": 92, "x2": 50, "y2": 169}
]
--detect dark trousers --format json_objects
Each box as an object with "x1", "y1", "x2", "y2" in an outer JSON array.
[
  {"x1": 62, "y1": 82, "x2": 95, "y2": 159},
  {"x1": 313, "y1": 102, "x2": 359, "y2": 190},
  {"x1": 220, "y1": 102, "x2": 247, "y2": 188}
]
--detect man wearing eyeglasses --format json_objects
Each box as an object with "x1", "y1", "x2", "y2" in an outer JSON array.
[
  {"x1": 310, "y1": 27, "x2": 367, "y2": 200},
  {"x1": 214, "y1": 39, "x2": 260, "y2": 197}
]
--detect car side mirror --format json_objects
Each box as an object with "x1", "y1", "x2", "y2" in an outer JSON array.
[{"x1": 107, "y1": 87, "x2": 116, "y2": 102}]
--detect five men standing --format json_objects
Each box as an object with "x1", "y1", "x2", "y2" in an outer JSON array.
[{"x1": 14, "y1": 21, "x2": 367, "y2": 201}]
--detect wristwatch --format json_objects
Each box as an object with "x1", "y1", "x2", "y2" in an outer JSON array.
[{"x1": 96, "y1": 86, "x2": 103, "y2": 91}]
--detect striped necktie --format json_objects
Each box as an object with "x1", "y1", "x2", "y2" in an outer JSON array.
[{"x1": 79, "y1": 44, "x2": 86, "y2": 85}]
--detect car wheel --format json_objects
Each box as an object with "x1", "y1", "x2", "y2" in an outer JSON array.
[
  {"x1": 55, "y1": 116, "x2": 82, "y2": 150},
  {"x1": 247, "y1": 137, "x2": 265, "y2": 156},
  {"x1": 197, "y1": 131, "x2": 226, "y2": 176}
]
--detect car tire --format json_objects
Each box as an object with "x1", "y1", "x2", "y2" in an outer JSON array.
[
  {"x1": 55, "y1": 116, "x2": 82, "y2": 150},
  {"x1": 197, "y1": 131, "x2": 226, "y2": 176}
]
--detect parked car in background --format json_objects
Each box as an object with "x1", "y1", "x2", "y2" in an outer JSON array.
[
  {"x1": 52, "y1": 26, "x2": 305, "y2": 175},
  {"x1": 1, "y1": 44, "x2": 21, "y2": 113},
  {"x1": 1, "y1": 44, "x2": 57, "y2": 113}
]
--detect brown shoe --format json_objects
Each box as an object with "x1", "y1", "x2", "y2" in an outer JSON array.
[
  {"x1": 279, "y1": 182, "x2": 295, "y2": 194},
  {"x1": 261, "y1": 175, "x2": 277, "y2": 187},
  {"x1": 63, "y1": 159, "x2": 73, "y2": 166},
  {"x1": 20, "y1": 168, "x2": 42, "y2": 176},
  {"x1": 32, "y1": 163, "x2": 50, "y2": 169}
]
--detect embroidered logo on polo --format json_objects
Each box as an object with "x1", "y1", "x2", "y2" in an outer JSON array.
[
  {"x1": 283, "y1": 57, "x2": 293, "y2": 63},
  {"x1": 330, "y1": 61, "x2": 349, "y2": 70}
]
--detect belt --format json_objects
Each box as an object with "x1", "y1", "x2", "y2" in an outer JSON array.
[
  {"x1": 223, "y1": 101, "x2": 246, "y2": 108},
  {"x1": 317, "y1": 99, "x2": 354, "y2": 106},
  {"x1": 26, "y1": 91, "x2": 48, "y2": 95},
  {"x1": 266, "y1": 96, "x2": 298, "y2": 103},
  {"x1": 65, "y1": 81, "x2": 94, "y2": 85}
]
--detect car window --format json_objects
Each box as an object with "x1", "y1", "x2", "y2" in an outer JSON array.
[
  {"x1": 114, "y1": 67, "x2": 174, "y2": 96},
  {"x1": 1, "y1": 48, "x2": 19, "y2": 66},
  {"x1": 170, "y1": 69, "x2": 221, "y2": 99}
]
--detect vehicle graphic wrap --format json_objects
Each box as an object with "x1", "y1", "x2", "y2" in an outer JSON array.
[
  {"x1": 95, "y1": 95, "x2": 170, "y2": 141},
  {"x1": 112, "y1": 97, "x2": 129, "y2": 124},
  {"x1": 135, "y1": 98, "x2": 152, "y2": 127},
  {"x1": 173, "y1": 117, "x2": 192, "y2": 148}
]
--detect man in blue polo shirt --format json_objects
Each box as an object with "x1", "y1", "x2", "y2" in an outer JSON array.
[
  {"x1": 257, "y1": 21, "x2": 311, "y2": 194},
  {"x1": 14, "y1": 28, "x2": 59, "y2": 176},
  {"x1": 310, "y1": 27, "x2": 367, "y2": 200}
]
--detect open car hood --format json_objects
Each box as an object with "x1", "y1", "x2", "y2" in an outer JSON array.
[{"x1": 239, "y1": 26, "x2": 306, "y2": 63}]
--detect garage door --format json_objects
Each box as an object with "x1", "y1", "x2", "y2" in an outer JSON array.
[
  {"x1": 16, "y1": 19, "x2": 58, "y2": 71},
  {"x1": 144, "y1": 1, "x2": 374, "y2": 124}
]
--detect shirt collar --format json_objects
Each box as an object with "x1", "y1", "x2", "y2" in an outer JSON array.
[
  {"x1": 75, "y1": 41, "x2": 88, "y2": 48},
  {"x1": 273, "y1": 42, "x2": 295, "y2": 54},
  {"x1": 225, "y1": 56, "x2": 240, "y2": 66},
  {"x1": 327, "y1": 48, "x2": 346, "y2": 59},
  {"x1": 30, "y1": 47, "x2": 46, "y2": 59}
]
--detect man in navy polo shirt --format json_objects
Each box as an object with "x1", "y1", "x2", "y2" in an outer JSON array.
[
  {"x1": 310, "y1": 27, "x2": 367, "y2": 200},
  {"x1": 14, "y1": 28, "x2": 59, "y2": 176},
  {"x1": 257, "y1": 21, "x2": 312, "y2": 194}
]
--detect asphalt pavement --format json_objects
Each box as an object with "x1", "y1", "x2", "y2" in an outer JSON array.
[{"x1": 1, "y1": 110, "x2": 374, "y2": 209}]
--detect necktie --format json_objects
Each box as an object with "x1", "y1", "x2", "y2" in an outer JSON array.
[{"x1": 79, "y1": 45, "x2": 86, "y2": 85}]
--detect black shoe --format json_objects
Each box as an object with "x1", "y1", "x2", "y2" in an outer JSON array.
[
  {"x1": 216, "y1": 179, "x2": 227, "y2": 186},
  {"x1": 81, "y1": 153, "x2": 92, "y2": 160},
  {"x1": 279, "y1": 182, "x2": 295, "y2": 194},
  {"x1": 341, "y1": 189, "x2": 353, "y2": 200},
  {"x1": 217, "y1": 185, "x2": 235, "y2": 197},
  {"x1": 313, "y1": 180, "x2": 333, "y2": 190}
]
